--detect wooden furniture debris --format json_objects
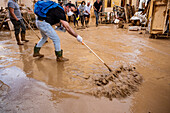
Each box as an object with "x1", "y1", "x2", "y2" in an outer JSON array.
[
  {"x1": 124, "y1": 0, "x2": 129, "y2": 23},
  {"x1": 0, "y1": 15, "x2": 6, "y2": 30},
  {"x1": 150, "y1": 0, "x2": 169, "y2": 35}
]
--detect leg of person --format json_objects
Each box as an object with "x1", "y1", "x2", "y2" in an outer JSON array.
[
  {"x1": 11, "y1": 19, "x2": 23, "y2": 45},
  {"x1": 80, "y1": 16, "x2": 82, "y2": 26},
  {"x1": 48, "y1": 26, "x2": 69, "y2": 61},
  {"x1": 68, "y1": 16, "x2": 71, "y2": 23},
  {"x1": 80, "y1": 16, "x2": 84, "y2": 27},
  {"x1": 20, "y1": 19, "x2": 29, "y2": 42},
  {"x1": 94, "y1": 11, "x2": 98, "y2": 27},
  {"x1": 76, "y1": 18, "x2": 79, "y2": 26},
  {"x1": 96, "y1": 12, "x2": 99, "y2": 26},
  {"x1": 87, "y1": 15, "x2": 90, "y2": 25},
  {"x1": 85, "y1": 15, "x2": 90, "y2": 27},
  {"x1": 82, "y1": 15, "x2": 85, "y2": 27},
  {"x1": 33, "y1": 31, "x2": 47, "y2": 57},
  {"x1": 50, "y1": 30, "x2": 69, "y2": 62},
  {"x1": 73, "y1": 15, "x2": 76, "y2": 27},
  {"x1": 85, "y1": 15, "x2": 88, "y2": 27},
  {"x1": 37, "y1": 21, "x2": 68, "y2": 61}
]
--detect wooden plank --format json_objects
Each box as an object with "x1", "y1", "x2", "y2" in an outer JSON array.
[
  {"x1": 7, "y1": 20, "x2": 14, "y2": 31},
  {"x1": 124, "y1": 0, "x2": 129, "y2": 23},
  {"x1": 163, "y1": 2, "x2": 169, "y2": 33},
  {"x1": 154, "y1": 1, "x2": 167, "y2": 5},
  {"x1": 152, "y1": 5, "x2": 166, "y2": 29},
  {"x1": 152, "y1": 29, "x2": 163, "y2": 31},
  {"x1": 151, "y1": 31, "x2": 163, "y2": 34},
  {"x1": 169, "y1": 9, "x2": 170, "y2": 35},
  {"x1": 150, "y1": 0, "x2": 168, "y2": 34},
  {"x1": 149, "y1": 0, "x2": 154, "y2": 33},
  {"x1": 148, "y1": 0, "x2": 154, "y2": 20}
]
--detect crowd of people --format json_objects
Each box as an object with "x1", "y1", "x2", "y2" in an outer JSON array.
[
  {"x1": 7, "y1": 0, "x2": 103, "y2": 62},
  {"x1": 60, "y1": 0, "x2": 102, "y2": 28}
]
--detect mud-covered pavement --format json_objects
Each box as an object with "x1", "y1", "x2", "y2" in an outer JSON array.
[{"x1": 0, "y1": 24, "x2": 170, "y2": 113}]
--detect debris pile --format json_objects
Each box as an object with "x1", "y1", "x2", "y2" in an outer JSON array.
[
  {"x1": 115, "y1": 0, "x2": 169, "y2": 38},
  {"x1": 88, "y1": 65, "x2": 143, "y2": 100},
  {"x1": 0, "y1": 4, "x2": 37, "y2": 31}
]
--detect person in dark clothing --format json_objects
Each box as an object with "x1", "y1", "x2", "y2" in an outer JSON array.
[
  {"x1": 93, "y1": 0, "x2": 102, "y2": 27},
  {"x1": 8, "y1": 0, "x2": 29, "y2": 45},
  {"x1": 0, "y1": 7, "x2": 4, "y2": 12},
  {"x1": 59, "y1": 2, "x2": 63, "y2": 7},
  {"x1": 73, "y1": 7, "x2": 80, "y2": 28},
  {"x1": 33, "y1": 1, "x2": 83, "y2": 62}
]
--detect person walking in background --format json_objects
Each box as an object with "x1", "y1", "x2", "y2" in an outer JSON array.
[
  {"x1": 93, "y1": 0, "x2": 102, "y2": 27},
  {"x1": 78, "y1": 1, "x2": 86, "y2": 27},
  {"x1": 67, "y1": 7, "x2": 74, "y2": 23},
  {"x1": 84, "y1": 1, "x2": 92, "y2": 28},
  {"x1": 73, "y1": 7, "x2": 80, "y2": 28},
  {"x1": 8, "y1": 0, "x2": 29, "y2": 45},
  {"x1": 67, "y1": 0, "x2": 72, "y2": 23}
]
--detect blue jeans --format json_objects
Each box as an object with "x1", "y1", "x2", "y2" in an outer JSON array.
[
  {"x1": 36, "y1": 20, "x2": 61, "y2": 51},
  {"x1": 94, "y1": 11, "x2": 99, "y2": 25}
]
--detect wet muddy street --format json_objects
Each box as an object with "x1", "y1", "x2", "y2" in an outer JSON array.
[{"x1": 0, "y1": 24, "x2": 170, "y2": 113}]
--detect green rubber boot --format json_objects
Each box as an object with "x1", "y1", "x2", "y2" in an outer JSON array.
[
  {"x1": 33, "y1": 44, "x2": 44, "y2": 58},
  {"x1": 55, "y1": 50, "x2": 69, "y2": 62}
]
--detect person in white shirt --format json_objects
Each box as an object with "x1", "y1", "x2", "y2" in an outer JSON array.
[
  {"x1": 78, "y1": 1, "x2": 86, "y2": 27},
  {"x1": 84, "y1": 1, "x2": 92, "y2": 27}
]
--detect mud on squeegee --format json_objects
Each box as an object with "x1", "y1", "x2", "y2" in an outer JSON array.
[{"x1": 87, "y1": 64, "x2": 143, "y2": 100}]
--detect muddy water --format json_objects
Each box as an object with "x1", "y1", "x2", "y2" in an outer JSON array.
[{"x1": 0, "y1": 23, "x2": 170, "y2": 113}]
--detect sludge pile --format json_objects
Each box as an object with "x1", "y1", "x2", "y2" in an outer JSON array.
[{"x1": 88, "y1": 65, "x2": 143, "y2": 100}]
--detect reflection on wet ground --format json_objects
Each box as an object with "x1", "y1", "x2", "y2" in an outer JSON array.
[{"x1": 0, "y1": 24, "x2": 170, "y2": 113}]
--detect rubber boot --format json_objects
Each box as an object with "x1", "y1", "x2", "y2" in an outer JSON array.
[
  {"x1": 21, "y1": 33, "x2": 29, "y2": 42},
  {"x1": 15, "y1": 34, "x2": 23, "y2": 45},
  {"x1": 55, "y1": 50, "x2": 69, "y2": 62},
  {"x1": 33, "y1": 44, "x2": 44, "y2": 58}
]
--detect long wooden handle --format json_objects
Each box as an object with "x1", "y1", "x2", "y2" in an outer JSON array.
[
  {"x1": 22, "y1": 17, "x2": 41, "y2": 39},
  {"x1": 82, "y1": 42, "x2": 104, "y2": 63},
  {"x1": 82, "y1": 41, "x2": 113, "y2": 72}
]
